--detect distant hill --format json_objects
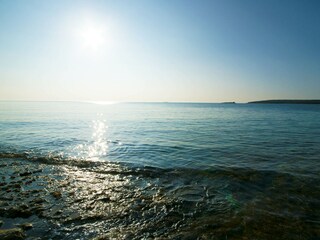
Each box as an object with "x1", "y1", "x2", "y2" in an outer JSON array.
[{"x1": 248, "y1": 100, "x2": 320, "y2": 104}]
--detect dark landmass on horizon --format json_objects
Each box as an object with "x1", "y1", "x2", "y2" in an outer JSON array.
[{"x1": 248, "y1": 100, "x2": 320, "y2": 104}]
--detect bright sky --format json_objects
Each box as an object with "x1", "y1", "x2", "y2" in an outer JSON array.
[{"x1": 0, "y1": 0, "x2": 319, "y2": 102}]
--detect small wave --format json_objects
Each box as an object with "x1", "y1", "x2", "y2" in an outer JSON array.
[{"x1": 1, "y1": 150, "x2": 318, "y2": 185}]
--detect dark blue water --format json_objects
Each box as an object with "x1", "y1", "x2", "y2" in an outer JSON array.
[{"x1": 0, "y1": 102, "x2": 319, "y2": 239}]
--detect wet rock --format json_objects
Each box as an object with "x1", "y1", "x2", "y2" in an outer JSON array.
[
  {"x1": 25, "y1": 180, "x2": 33, "y2": 185},
  {"x1": 68, "y1": 212, "x2": 81, "y2": 221},
  {"x1": 0, "y1": 228, "x2": 26, "y2": 240},
  {"x1": 19, "y1": 172, "x2": 32, "y2": 177},
  {"x1": 68, "y1": 191, "x2": 75, "y2": 196},
  {"x1": 53, "y1": 209, "x2": 63, "y2": 215},
  {"x1": 0, "y1": 207, "x2": 6, "y2": 215},
  {"x1": 51, "y1": 205, "x2": 63, "y2": 215},
  {"x1": 1, "y1": 196, "x2": 14, "y2": 201},
  {"x1": 51, "y1": 191, "x2": 62, "y2": 199},
  {"x1": 19, "y1": 204, "x2": 29, "y2": 210},
  {"x1": 1, "y1": 206, "x2": 32, "y2": 218},
  {"x1": 29, "y1": 189, "x2": 41, "y2": 194},
  {"x1": 0, "y1": 200, "x2": 8, "y2": 207},
  {"x1": 31, "y1": 204, "x2": 44, "y2": 215},
  {"x1": 16, "y1": 223, "x2": 33, "y2": 230},
  {"x1": 98, "y1": 196, "x2": 111, "y2": 203},
  {"x1": 93, "y1": 235, "x2": 108, "y2": 240},
  {"x1": 32, "y1": 198, "x2": 45, "y2": 204},
  {"x1": 32, "y1": 169, "x2": 42, "y2": 174},
  {"x1": 11, "y1": 183, "x2": 21, "y2": 189}
]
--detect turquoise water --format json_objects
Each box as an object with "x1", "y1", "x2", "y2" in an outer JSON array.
[{"x1": 0, "y1": 101, "x2": 320, "y2": 239}]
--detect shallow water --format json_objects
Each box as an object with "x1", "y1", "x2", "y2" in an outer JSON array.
[{"x1": 0, "y1": 102, "x2": 319, "y2": 239}]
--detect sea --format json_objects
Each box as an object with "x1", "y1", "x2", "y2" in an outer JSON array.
[{"x1": 0, "y1": 101, "x2": 319, "y2": 239}]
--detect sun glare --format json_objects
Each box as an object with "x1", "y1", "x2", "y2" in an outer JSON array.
[{"x1": 78, "y1": 21, "x2": 107, "y2": 51}]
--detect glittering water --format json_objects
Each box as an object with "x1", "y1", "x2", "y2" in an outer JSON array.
[{"x1": 0, "y1": 101, "x2": 319, "y2": 239}]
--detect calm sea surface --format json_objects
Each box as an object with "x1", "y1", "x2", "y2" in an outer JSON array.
[{"x1": 0, "y1": 101, "x2": 319, "y2": 239}]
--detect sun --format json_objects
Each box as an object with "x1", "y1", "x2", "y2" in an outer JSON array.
[{"x1": 79, "y1": 22, "x2": 106, "y2": 50}]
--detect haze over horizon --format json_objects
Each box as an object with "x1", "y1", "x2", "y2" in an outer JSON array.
[{"x1": 1, "y1": 0, "x2": 319, "y2": 103}]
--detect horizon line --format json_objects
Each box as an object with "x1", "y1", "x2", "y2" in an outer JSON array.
[{"x1": 1, "y1": 99, "x2": 320, "y2": 105}]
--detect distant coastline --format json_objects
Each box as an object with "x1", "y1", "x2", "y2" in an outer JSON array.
[{"x1": 248, "y1": 100, "x2": 320, "y2": 104}]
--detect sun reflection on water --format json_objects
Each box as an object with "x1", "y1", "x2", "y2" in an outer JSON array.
[
  {"x1": 88, "y1": 120, "x2": 108, "y2": 159},
  {"x1": 73, "y1": 118, "x2": 109, "y2": 161}
]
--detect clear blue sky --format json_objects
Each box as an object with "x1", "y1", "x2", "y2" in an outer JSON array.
[{"x1": 0, "y1": 0, "x2": 319, "y2": 102}]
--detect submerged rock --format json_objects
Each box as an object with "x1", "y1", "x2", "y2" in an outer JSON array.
[
  {"x1": 51, "y1": 191, "x2": 62, "y2": 199},
  {"x1": 0, "y1": 228, "x2": 26, "y2": 240}
]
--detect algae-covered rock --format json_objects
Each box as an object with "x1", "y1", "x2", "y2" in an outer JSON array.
[{"x1": 0, "y1": 228, "x2": 26, "y2": 240}]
